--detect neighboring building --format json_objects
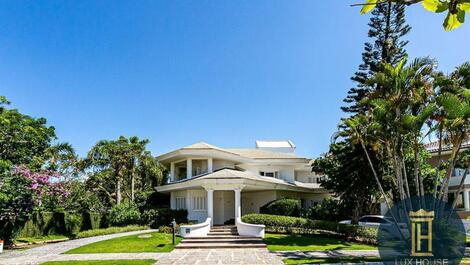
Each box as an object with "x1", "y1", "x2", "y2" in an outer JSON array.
[
  {"x1": 425, "y1": 139, "x2": 470, "y2": 211},
  {"x1": 155, "y1": 140, "x2": 329, "y2": 225}
]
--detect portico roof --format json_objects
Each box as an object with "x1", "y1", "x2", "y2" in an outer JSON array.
[{"x1": 156, "y1": 168, "x2": 324, "y2": 193}]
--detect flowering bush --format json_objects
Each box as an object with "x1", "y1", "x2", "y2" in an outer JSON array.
[
  {"x1": 14, "y1": 166, "x2": 69, "y2": 211},
  {"x1": 0, "y1": 166, "x2": 68, "y2": 244}
]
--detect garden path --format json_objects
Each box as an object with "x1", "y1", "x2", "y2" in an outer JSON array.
[{"x1": 0, "y1": 229, "x2": 157, "y2": 265}]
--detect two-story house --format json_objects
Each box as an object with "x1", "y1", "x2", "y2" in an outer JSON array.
[{"x1": 155, "y1": 140, "x2": 328, "y2": 226}]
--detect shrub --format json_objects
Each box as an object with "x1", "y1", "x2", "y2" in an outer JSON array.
[
  {"x1": 75, "y1": 225, "x2": 148, "y2": 239},
  {"x1": 64, "y1": 213, "x2": 82, "y2": 237},
  {"x1": 304, "y1": 198, "x2": 349, "y2": 221},
  {"x1": 108, "y1": 202, "x2": 141, "y2": 227},
  {"x1": 142, "y1": 209, "x2": 159, "y2": 228},
  {"x1": 80, "y1": 212, "x2": 102, "y2": 231},
  {"x1": 260, "y1": 199, "x2": 302, "y2": 217},
  {"x1": 156, "y1": 208, "x2": 188, "y2": 227},
  {"x1": 158, "y1": 225, "x2": 180, "y2": 234},
  {"x1": 242, "y1": 213, "x2": 377, "y2": 244},
  {"x1": 141, "y1": 208, "x2": 188, "y2": 228}
]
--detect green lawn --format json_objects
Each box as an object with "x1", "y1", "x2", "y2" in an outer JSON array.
[
  {"x1": 16, "y1": 235, "x2": 69, "y2": 244},
  {"x1": 41, "y1": 260, "x2": 156, "y2": 265},
  {"x1": 65, "y1": 232, "x2": 181, "y2": 254},
  {"x1": 283, "y1": 257, "x2": 381, "y2": 264},
  {"x1": 264, "y1": 233, "x2": 376, "y2": 251}
]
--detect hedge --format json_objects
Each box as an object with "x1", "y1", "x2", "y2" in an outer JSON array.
[
  {"x1": 260, "y1": 199, "x2": 302, "y2": 217},
  {"x1": 242, "y1": 213, "x2": 377, "y2": 244},
  {"x1": 18, "y1": 211, "x2": 106, "y2": 238},
  {"x1": 143, "y1": 208, "x2": 188, "y2": 228}
]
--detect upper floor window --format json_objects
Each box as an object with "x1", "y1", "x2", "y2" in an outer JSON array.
[{"x1": 260, "y1": 171, "x2": 279, "y2": 178}]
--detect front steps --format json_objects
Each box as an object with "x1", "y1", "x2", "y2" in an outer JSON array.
[{"x1": 176, "y1": 225, "x2": 266, "y2": 249}]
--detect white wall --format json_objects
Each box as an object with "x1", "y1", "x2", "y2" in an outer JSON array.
[
  {"x1": 295, "y1": 170, "x2": 322, "y2": 183},
  {"x1": 241, "y1": 191, "x2": 277, "y2": 215},
  {"x1": 239, "y1": 164, "x2": 296, "y2": 183},
  {"x1": 213, "y1": 159, "x2": 236, "y2": 170}
]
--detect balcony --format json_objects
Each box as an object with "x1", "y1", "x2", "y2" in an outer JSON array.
[{"x1": 168, "y1": 158, "x2": 213, "y2": 183}]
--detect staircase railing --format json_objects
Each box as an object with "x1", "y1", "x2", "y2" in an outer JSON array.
[
  {"x1": 180, "y1": 217, "x2": 211, "y2": 238},
  {"x1": 236, "y1": 217, "x2": 265, "y2": 238}
]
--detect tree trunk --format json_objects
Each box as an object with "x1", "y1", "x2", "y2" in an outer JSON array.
[
  {"x1": 116, "y1": 175, "x2": 122, "y2": 205},
  {"x1": 131, "y1": 170, "x2": 135, "y2": 202},
  {"x1": 359, "y1": 140, "x2": 406, "y2": 240},
  {"x1": 438, "y1": 136, "x2": 463, "y2": 202},
  {"x1": 450, "y1": 167, "x2": 469, "y2": 211},
  {"x1": 413, "y1": 138, "x2": 421, "y2": 197},
  {"x1": 433, "y1": 128, "x2": 444, "y2": 199}
]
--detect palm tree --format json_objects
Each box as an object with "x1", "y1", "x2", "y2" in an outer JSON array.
[
  {"x1": 365, "y1": 57, "x2": 435, "y2": 202},
  {"x1": 434, "y1": 62, "x2": 470, "y2": 202}
]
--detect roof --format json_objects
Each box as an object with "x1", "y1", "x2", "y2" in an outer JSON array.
[
  {"x1": 158, "y1": 141, "x2": 309, "y2": 161},
  {"x1": 255, "y1": 140, "x2": 295, "y2": 149},
  {"x1": 226, "y1": 148, "x2": 303, "y2": 159},
  {"x1": 425, "y1": 139, "x2": 470, "y2": 153},
  {"x1": 157, "y1": 168, "x2": 322, "y2": 192}
]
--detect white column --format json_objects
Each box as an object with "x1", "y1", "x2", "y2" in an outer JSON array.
[
  {"x1": 234, "y1": 189, "x2": 242, "y2": 220},
  {"x1": 170, "y1": 162, "x2": 175, "y2": 181},
  {"x1": 464, "y1": 190, "x2": 470, "y2": 211},
  {"x1": 206, "y1": 189, "x2": 214, "y2": 226},
  {"x1": 186, "y1": 158, "x2": 192, "y2": 179},
  {"x1": 208, "y1": 158, "x2": 213, "y2": 173}
]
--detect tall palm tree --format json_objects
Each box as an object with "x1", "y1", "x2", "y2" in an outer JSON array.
[
  {"x1": 434, "y1": 62, "x2": 470, "y2": 202},
  {"x1": 365, "y1": 57, "x2": 436, "y2": 202}
]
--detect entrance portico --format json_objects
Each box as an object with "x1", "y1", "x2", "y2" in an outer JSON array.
[{"x1": 204, "y1": 186, "x2": 243, "y2": 225}]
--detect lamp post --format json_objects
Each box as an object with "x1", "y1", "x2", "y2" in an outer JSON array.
[{"x1": 171, "y1": 219, "x2": 176, "y2": 245}]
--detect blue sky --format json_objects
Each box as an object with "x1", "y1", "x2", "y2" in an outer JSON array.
[{"x1": 1, "y1": 1, "x2": 469, "y2": 158}]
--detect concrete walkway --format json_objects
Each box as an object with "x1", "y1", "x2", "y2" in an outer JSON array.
[
  {"x1": 274, "y1": 250, "x2": 380, "y2": 259},
  {"x1": 155, "y1": 249, "x2": 285, "y2": 265},
  {"x1": 0, "y1": 229, "x2": 157, "y2": 265}
]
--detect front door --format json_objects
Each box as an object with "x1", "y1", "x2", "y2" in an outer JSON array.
[{"x1": 213, "y1": 191, "x2": 235, "y2": 225}]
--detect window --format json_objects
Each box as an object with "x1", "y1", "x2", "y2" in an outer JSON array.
[
  {"x1": 193, "y1": 196, "x2": 207, "y2": 211},
  {"x1": 175, "y1": 197, "x2": 186, "y2": 210},
  {"x1": 260, "y1": 171, "x2": 279, "y2": 178}
]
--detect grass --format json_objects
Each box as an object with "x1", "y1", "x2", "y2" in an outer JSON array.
[
  {"x1": 15, "y1": 234, "x2": 69, "y2": 244},
  {"x1": 41, "y1": 260, "x2": 156, "y2": 265},
  {"x1": 76, "y1": 225, "x2": 148, "y2": 239},
  {"x1": 283, "y1": 257, "x2": 381, "y2": 264},
  {"x1": 264, "y1": 233, "x2": 376, "y2": 252},
  {"x1": 65, "y1": 232, "x2": 181, "y2": 254}
]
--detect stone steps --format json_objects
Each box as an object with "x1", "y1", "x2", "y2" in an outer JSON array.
[
  {"x1": 176, "y1": 242, "x2": 266, "y2": 249},
  {"x1": 176, "y1": 225, "x2": 266, "y2": 249}
]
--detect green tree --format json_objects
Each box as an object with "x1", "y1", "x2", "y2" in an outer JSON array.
[
  {"x1": 0, "y1": 96, "x2": 56, "y2": 169},
  {"x1": 344, "y1": 0, "x2": 411, "y2": 113},
  {"x1": 357, "y1": 0, "x2": 470, "y2": 31},
  {"x1": 84, "y1": 136, "x2": 163, "y2": 206},
  {"x1": 312, "y1": 141, "x2": 387, "y2": 222}
]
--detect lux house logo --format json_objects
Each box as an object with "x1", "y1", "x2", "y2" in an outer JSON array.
[{"x1": 410, "y1": 209, "x2": 434, "y2": 257}]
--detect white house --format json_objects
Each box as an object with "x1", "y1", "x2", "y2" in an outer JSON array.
[{"x1": 155, "y1": 140, "x2": 329, "y2": 237}]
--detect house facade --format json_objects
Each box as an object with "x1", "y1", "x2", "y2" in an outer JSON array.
[
  {"x1": 155, "y1": 140, "x2": 329, "y2": 233},
  {"x1": 426, "y1": 139, "x2": 470, "y2": 212}
]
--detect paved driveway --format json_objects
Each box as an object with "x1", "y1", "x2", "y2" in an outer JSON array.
[{"x1": 0, "y1": 229, "x2": 158, "y2": 265}]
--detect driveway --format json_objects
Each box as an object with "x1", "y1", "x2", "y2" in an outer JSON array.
[{"x1": 0, "y1": 229, "x2": 158, "y2": 265}]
